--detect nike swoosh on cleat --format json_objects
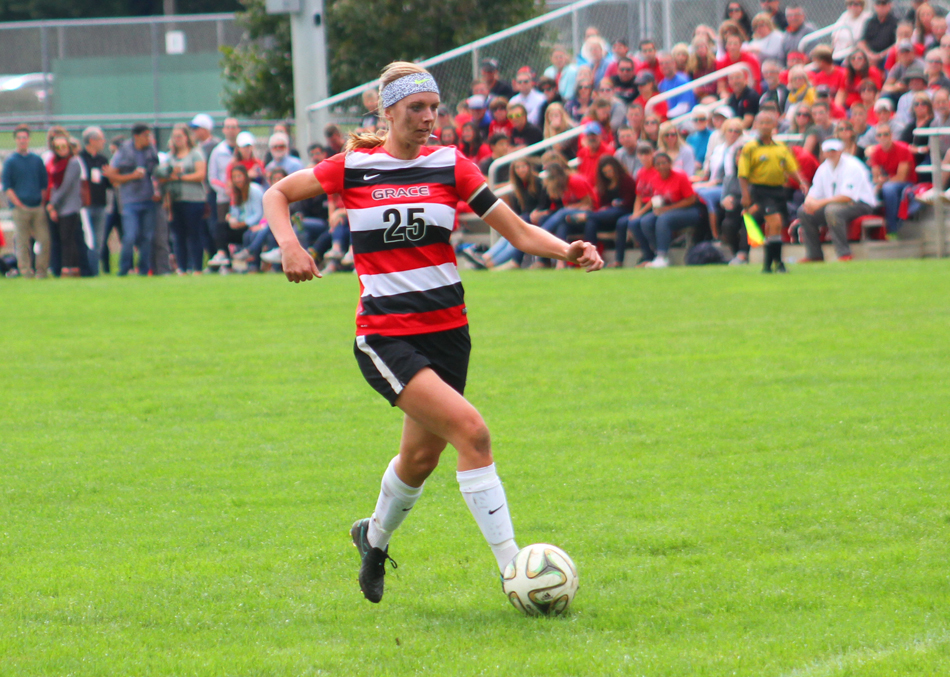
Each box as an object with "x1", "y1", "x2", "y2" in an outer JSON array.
[
  {"x1": 488, "y1": 504, "x2": 505, "y2": 515},
  {"x1": 363, "y1": 173, "x2": 380, "y2": 180}
]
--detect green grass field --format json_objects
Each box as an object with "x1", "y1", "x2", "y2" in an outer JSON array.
[{"x1": 3, "y1": 260, "x2": 950, "y2": 676}]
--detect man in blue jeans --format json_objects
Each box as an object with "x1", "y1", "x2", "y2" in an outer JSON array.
[
  {"x1": 109, "y1": 124, "x2": 159, "y2": 276},
  {"x1": 79, "y1": 126, "x2": 111, "y2": 275}
]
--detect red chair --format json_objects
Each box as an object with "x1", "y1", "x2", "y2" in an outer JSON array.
[{"x1": 848, "y1": 214, "x2": 887, "y2": 242}]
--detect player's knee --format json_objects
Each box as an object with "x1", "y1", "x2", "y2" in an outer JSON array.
[
  {"x1": 403, "y1": 445, "x2": 443, "y2": 477},
  {"x1": 458, "y1": 414, "x2": 491, "y2": 458}
]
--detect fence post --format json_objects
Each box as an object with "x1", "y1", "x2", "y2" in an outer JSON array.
[
  {"x1": 40, "y1": 24, "x2": 51, "y2": 127},
  {"x1": 472, "y1": 48, "x2": 479, "y2": 84},
  {"x1": 662, "y1": 0, "x2": 672, "y2": 50},
  {"x1": 930, "y1": 134, "x2": 947, "y2": 258},
  {"x1": 151, "y1": 21, "x2": 161, "y2": 128},
  {"x1": 628, "y1": 0, "x2": 637, "y2": 47},
  {"x1": 572, "y1": 7, "x2": 580, "y2": 60}
]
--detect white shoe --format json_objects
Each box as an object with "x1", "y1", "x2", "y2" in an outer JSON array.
[
  {"x1": 232, "y1": 249, "x2": 250, "y2": 262},
  {"x1": 918, "y1": 189, "x2": 937, "y2": 205},
  {"x1": 260, "y1": 249, "x2": 283, "y2": 264},
  {"x1": 645, "y1": 256, "x2": 669, "y2": 268},
  {"x1": 208, "y1": 252, "x2": 230, "y2": 267},
  {"x1": 728, "y1": 254, "x2": 748, "y2": 265}
]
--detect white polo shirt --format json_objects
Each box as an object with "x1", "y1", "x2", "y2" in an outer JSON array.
[{"x1": 808, "y1": 153, "x2": 879, "y2": 208}]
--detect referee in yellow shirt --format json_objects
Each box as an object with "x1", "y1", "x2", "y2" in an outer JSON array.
[{"x1": 738, "y1": 112, "x2": 810, "y2": 273}]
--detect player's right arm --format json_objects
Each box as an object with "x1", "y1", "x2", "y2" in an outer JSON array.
[{"x1": 264, "y1": 168, "x2": 325, "y2": 283}]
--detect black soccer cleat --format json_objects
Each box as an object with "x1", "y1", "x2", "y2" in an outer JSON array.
[{"x1": 350, "y1": 518, "x2": 397, "y2": 603}]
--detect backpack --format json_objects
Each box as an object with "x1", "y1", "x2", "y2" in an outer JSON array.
[{"x1": 685, "y1": 241, "x2": 727, "y2": 265}]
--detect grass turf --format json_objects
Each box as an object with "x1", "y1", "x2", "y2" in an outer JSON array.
[{"x1": 2, "y1": 259, "x2": 949, "y2": 676}]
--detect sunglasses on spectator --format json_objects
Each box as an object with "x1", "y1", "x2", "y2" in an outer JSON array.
[
  {"x1": 578, "y1": 85, "x2": 592, "y2": 90},
  {"x1": 271, "y1": 144, "x2": 287, "y2": 149},
  {"x1": 693, "y1": 116, "x2": 708, "y2": 121},
  {"x1": 598, "y1": 87, "x2": 613, "y2": 93},
  {"x1": 516, "y1": 79, "x2": 531, "y2": 84},
  {"x1": 796, "y1": 111, "x2": 811, "y2": 117},
  {"x1": 663, "y1": 132, "x2": 679, "y2": 137},
  {"x1": 645, "y1": 119, "x2": 659, "y2": 125},
  {"x1": 876, "y1": 131, "x2": 891, "y2": 137},
  {"x1": 509, "y1": 112, "x2": 525, "y2": 119},
  {"x1": 618, "y1": 66, "x2": 633, "y2": 72}
]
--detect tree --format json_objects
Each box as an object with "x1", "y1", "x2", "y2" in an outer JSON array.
[
  {"x1": 220, "y1": 0, "x2": 539, "y2": 118},
  {"x1": 220, "y1": 0, "x2": 294, "y2": 118}
]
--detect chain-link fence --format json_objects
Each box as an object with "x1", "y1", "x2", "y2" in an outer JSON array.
[
  {"x1": 0, "y1": 14, "x2": 243, "y2": 129},
  {"x1": 306, "y1": 0, "x2": 920, "y2": 141}
]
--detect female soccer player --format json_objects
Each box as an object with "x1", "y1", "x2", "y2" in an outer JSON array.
[{"x1": 263, "y1": 62, "x2": 603, "y2": 604}]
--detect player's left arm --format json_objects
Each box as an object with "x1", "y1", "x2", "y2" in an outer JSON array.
[{"x1": 475, "y1": 185, "x2": 603, "y2": 272}]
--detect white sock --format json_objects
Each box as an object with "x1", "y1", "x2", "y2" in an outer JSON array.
[
  {"x1": 457, "y1": 463, "x2": 519, "y2": 572},
  {"x1": 367, "y1": 456, "x2": 423, "y2": 550}
]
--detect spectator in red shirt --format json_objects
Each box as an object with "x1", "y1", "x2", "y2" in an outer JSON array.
[
  {"x1": 629, "y1": 151, "x2": 701, "y2": 267},
  {"x1": 838, "y1": 48, "x2": 884, "y2": 108},
  {"x1": 576, "y1": 122, "x2": 614, "y2": 184},
  {"x1": 537, "y1": 162, "x2": 597, "y2": 266},
  {"x1": 869, "y1": 121, "x2": 917, "y2": 232},
  {"x1": 635, "y1": 38, "x2": 664, "y2": 84},
  {"x1": 809, "y1": 45, "x2": 848, "y2": 96},
  {"x1": 488, "y1": 97, "x2": 513, "y2": 138},
  {"x1": 615, "y1": 142, "x2": 658, "y2": 265},
  {"x1": 716, "y1": 34, "x2": 762, "y2": 95},
  {"x1": 633, "y1": 71, "x2": 668, "y2": 121}
]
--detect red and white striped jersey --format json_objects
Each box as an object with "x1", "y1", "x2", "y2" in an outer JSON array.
[{"x1": 313, "y1": 145, "x2": 486, "y2": 337}]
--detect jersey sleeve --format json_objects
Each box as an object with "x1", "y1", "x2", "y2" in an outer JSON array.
[
  {"x1": 454, "y1": 150, "x2": 489, "y2": 201},
  {"x1": 312, "y1": 153, "x2": 346, "y2": 195}
]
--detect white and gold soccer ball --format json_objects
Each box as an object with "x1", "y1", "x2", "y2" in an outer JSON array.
[{"x1": 502, "y1": 543, "x2": 578, "y2": 616}]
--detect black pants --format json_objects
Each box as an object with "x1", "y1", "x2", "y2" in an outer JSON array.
[
  {"x1": 56, "y1": 212, "x2": 82, "y2": 269},
  {"x1": 215, "y1": 221, "x2": 247, "y2": 259},
  {"x1": 749, "y1": 184, "x2": 790, "y2": 233},
  {"x1": 719, "y1": 205, "x2": 749, "y2": 257}
]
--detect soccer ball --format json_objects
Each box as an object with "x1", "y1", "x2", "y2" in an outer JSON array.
[{"x1": 502, "y1": 543, "x2": 578, "y2": 616}]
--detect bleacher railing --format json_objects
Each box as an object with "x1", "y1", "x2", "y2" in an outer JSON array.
[
  {"x1": 915, "y1": 127, "x2": 950, "y2": 259},
  {"x1": 645, "y1": 63, "x2": 752, "y2": 117}
]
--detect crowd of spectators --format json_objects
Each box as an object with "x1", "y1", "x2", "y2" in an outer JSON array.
[
  {"x1": 1, "y1": 116, "x2": 345, "y2": 277},
  {"x1": 429, "y1": 0, "x2": 950, "y2": 269},
  {"x1": 4, "y1": 0, "x2": 950, "y2": 276}
]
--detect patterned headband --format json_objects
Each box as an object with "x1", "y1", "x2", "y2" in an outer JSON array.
[{"x1": 381, "y1": 73, "x2": 440, "y2": 109}]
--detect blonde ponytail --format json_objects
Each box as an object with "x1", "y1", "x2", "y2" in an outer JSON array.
[{"x1": 344, "y1": 61, "x2": 431, "y2": 152}]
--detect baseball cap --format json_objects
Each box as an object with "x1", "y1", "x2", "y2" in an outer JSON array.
[
  {"x1": 815, "y1": 84, "x2": 832, "y2": 97},
  {"x1": 874, "y1": 97, "x2": 894, "y2": 111},
  {"x1": 821, "y1": 138, "x2": 844, "y2": 152},
  {"x1": 898, "y1": 40, "x2": 914, "y2": 52},
  {"x1": 480, "y1": 58, "x2": 500, "y2": 72},
  {"x1": 467, "y1": 95, "x2": 488, "y2": 109},
  {"x1": 236, "y1": 131, "x2": 255, "y2": 147},
  {"x1": 585, "y1": 121, "x2": 602, "y2": 135},
  {"x1": 189, "y1": 113, "x2": 214, "y2": 131},
  {"x1": 903, "y1": 66, "x2": 926, "y2": 82},
  {"x1": 634, "y1": 71, "x2": 655, "y2": 85},
  {"x1": 714, "y1": 105, "x2": 735, "y2": 118}
]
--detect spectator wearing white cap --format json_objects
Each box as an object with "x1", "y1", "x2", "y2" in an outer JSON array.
[
  {"x1": 702, "y1": 105, "x2": 734, "y2": 176},
  {"x1": 189, "y1": 113, "x2": 220, "y2": 258},
  {"x1": 227, "y1": 131, "x2": 265, "y2": 191},
  {"x1": 208, "y1": 117, "x2": 241, "y2": 252},
  {"x1": 265, "y1": 132, "x2": 303, "y2": 176},
  {"x1": 860, "y1": 97, "x2": 905, "y2": 146},
  {"x1": 796, "y1": 138, "x2": 878, "y2": 262}
]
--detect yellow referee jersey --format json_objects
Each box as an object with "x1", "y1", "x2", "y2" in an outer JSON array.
[{"x1": 737, "y1": 139, "x2": 799, "y2": 187}]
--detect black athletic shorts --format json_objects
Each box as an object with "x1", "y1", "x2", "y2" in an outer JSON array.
[{"x1": 353, "y1": 325, "x2": 471, "y2": 406}]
